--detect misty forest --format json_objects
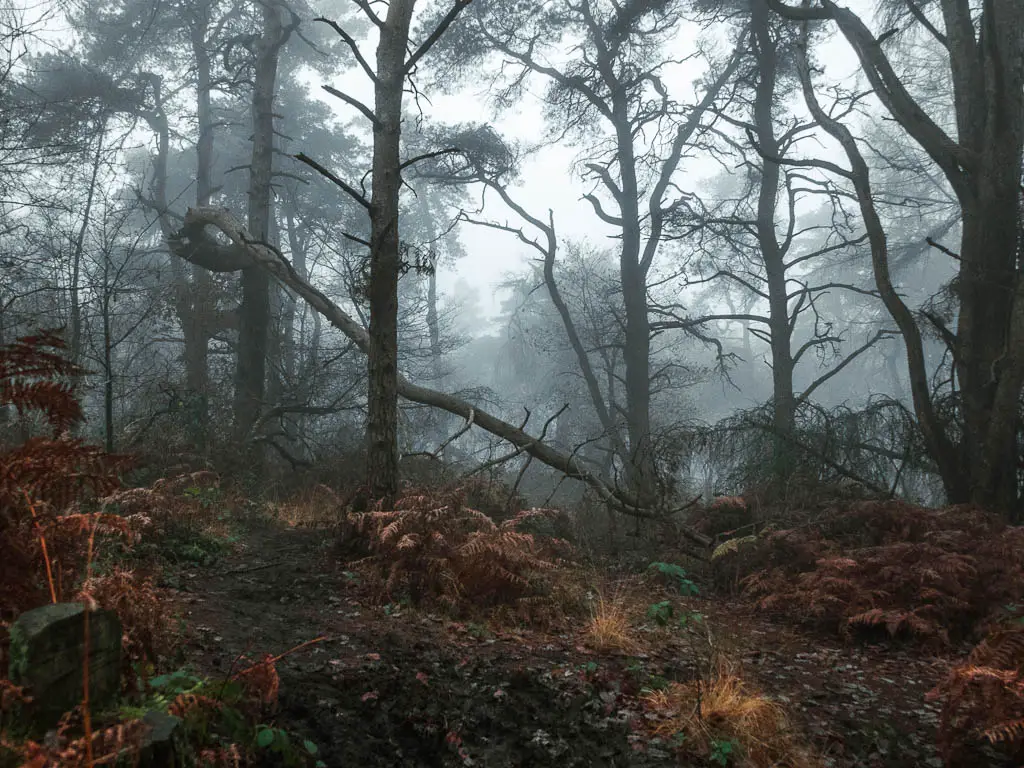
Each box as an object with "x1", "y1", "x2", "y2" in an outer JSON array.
[{"x1": 1, "y1": 0, "x2": 1023, "y2": 765}]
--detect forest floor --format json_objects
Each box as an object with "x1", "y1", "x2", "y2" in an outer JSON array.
[{"x1": 170, "y1": 516, "x2": 970, "y2": 768}]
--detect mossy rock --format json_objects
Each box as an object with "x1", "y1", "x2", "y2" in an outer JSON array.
[
  {"x1": 138, "y1": 710, "x2": 184, "y2": 767},
  {"x1": 7, "y1": 603, "x2": 122, "y2": 733}
]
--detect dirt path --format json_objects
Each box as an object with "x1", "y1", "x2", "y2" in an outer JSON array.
[{"x1": 171, "y1": 524, "x2": 979, "y2": 768}]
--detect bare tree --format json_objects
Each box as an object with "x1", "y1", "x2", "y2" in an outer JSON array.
[
  {"x1": 427, "y1": 0, "x2": 741, "y2": 505},
  {"x1": 770, "y1": 0, "x2": 1024, "y2": 517},
  {"x1": 296, "y1": 0, "x2": 473, "y2": 501},
  {"x1": 664, "y1": 0, "x2": 893, "y2": 487}
]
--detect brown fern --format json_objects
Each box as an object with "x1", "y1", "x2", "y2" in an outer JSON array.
[
  {"x1": 929, "y1": 623, "x2": 1024, "y2": 763},
  {"x1": 0, "y1": 332, "x2": 181, "y2": 767},
  {"x1": 345, "y1": 487, "x2": 571, "y2": 614},
  {"x1": 732, "y1": 501, "x2": 1024, "y2": 647},
  {"x1": 0, "y1": 332, "x2": 134, "y2": 625}
]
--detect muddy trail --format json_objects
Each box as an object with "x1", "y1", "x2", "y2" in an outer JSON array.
[{"x1": 172, "y1": 522, "x2": 961, "y2": 768}]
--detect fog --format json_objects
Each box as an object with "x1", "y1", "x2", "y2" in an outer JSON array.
[{"x1": 1, "y1": 0, "x2": 1019, "y2": 520}]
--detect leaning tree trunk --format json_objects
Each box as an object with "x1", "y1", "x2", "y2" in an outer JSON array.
[
  {"x1": 170, "y1": 204, "x2": 715, "y2": 549},
  {"x1": 365, "y1": 0, "x2": 415, "y2": 502}
]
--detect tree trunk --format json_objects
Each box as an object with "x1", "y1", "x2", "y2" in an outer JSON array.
[
  {"x1": 607, "y1": 81, "x2": 655, "y2": 502},
  {"x1": 949, "y1": 0, "x2": 1024, "y2": 512},
  {"x1": 416, "y1": 194, "x2": 443, "y2": 366},
  {"x1": 102, "y1": 254, "x2": 114, "y2": 454},
  {"x1": 69, "y1": 129, "x2": 105, "y2": 370},
  {"x1": 233, "y1": 2, "x2": 286, "y2": 448},
  {"x1": 183, "y1": 8, "x2": 216, "y2": 452},
  {"x1": 365, "y1": 0, "x2": 416, "y2": 502},
  {"x1": 752, "y1": 0, "x2": 796, "y2": 482}
]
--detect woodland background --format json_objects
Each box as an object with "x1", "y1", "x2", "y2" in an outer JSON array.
[{"x1": 0, "y1": 0, "x2": 1023, "y2": 765}]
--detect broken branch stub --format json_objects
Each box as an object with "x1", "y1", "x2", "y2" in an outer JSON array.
[{"x1": 173, "y1": 206, "x2": 712, "y2": 548}]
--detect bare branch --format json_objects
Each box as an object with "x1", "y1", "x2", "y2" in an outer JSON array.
[
  {"x1": 315, "y1": 17, "x2": 380, "y2": 84},
  {"x1": 294, "y1": 152, "x2": 372, "y2": 209},
  {"x1": 405, "y1": 0, "x2": 473, "y2": 75},
  {"x1": 400, "y1": 147, "x2": 462, "y2": 171},
  {"x1": 797, "y1": 329, "x2": 898, "y2": 405},
  {"x1": 322, "y1": 85, "x2": 380, "y2": 128}
]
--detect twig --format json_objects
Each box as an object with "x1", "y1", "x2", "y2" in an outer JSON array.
[
  {"x1": 22, "y1": 488, "x2": 56, "y2": 603},
  {"x1": 222, "y1": 560, "x2": 286, "y2": 575},
  {"x1": 433, "y1": 408, "x2": 474, "y2": 458},
  {"x1": 268, "y1": 635, "x2": 329, "y2": 664}
]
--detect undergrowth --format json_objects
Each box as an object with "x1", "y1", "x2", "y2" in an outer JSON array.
[
  {"x1": 928, "y1": 620, "x2": 1024, "y2": 764},
  {"x1": 641, "y1": 659, "x2": 818, "y2": 768},
  {"x1": 715, "y1": 500, "x2": 1024, "y2": 645},
  {"x1": 0, "y1": 331, "x2": 318, "y2": 767},
  {"x1": 710, "y1": 498, "x2": 1024, "y2": 765},
  {"x1": 342, "y1": 487, "x2": 578, "y2": 619}
]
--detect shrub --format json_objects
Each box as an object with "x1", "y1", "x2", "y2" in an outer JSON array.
[
  {"x1": 647, "y1": 561, "x2": 700, "y2": 595},
  {"x1": 0, "y1": 331, "x2": 139, "y2": 623},
  {"x1": 721, "y1": 501, "x2": 1024, "y2": 645},
  {"x1": 690, "y1": 496, "x2": 756, "y2": 541},
  {"x1": 585, "y1": 590, "x2": 639, "y2": 653},
  {"x1": 0, "y1": 331, "x2": 178, "y2": 764}
]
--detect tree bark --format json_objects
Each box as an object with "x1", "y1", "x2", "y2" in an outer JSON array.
[
  {"x1": 947, "y1": 0, "x2": 1024, "y2": 515},
  {"x1": 182, "y1": 2, "x2": 217, "y2": 452}
]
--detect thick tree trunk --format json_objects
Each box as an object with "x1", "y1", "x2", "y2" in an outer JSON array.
[
  {"x1": 233, "y1": 3, "x2": 285, "y2": 446},
  {"x1": 365, "y1": 0, "x2": 416, "y2": 502},
  {"x1": 615, "y1": 113, "x2": 656, "y2": 505},
  {"x1": 937, "y1": 0, "x2": 1024, "y2": 516}
]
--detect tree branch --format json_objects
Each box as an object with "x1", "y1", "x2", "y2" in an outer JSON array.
[
  {"x1": 315, "y1": 17, "x2": 380, "y2": 84},
  {"x1": 294, "y1": 152, "x2": 372, "y2": 209},
  {"x1": 175, "y1": 206, "x2": 711, "y2": 547},
  {"x1": 322, "y1": 85, "x2": 381, "y2": 128},
  {"x1": 405, "y1": 0, "x2": 473, "y2": 75}
]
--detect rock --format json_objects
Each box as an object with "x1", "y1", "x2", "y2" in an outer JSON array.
[
  {"x1": 139, "y1": 710, "x2": 183, "y2": 768},
  {"x1": 7, "y1": 603, "x2": 122, "y2": 731}
]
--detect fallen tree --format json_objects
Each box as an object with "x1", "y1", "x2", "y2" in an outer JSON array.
[{"x1": 169, "y1": 206, "x2": 712, "y2": 548}]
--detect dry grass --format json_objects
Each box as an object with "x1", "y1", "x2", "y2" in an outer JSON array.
[
  {"x1": 268, "y1": 484, "x2": 342, "y2": 529},
  {"x1": 585, "y1": 590, "x2": 640, "y2": 654},
  {"x1": 642, "y1": 659, "x2": 820, "y2": 768}
]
